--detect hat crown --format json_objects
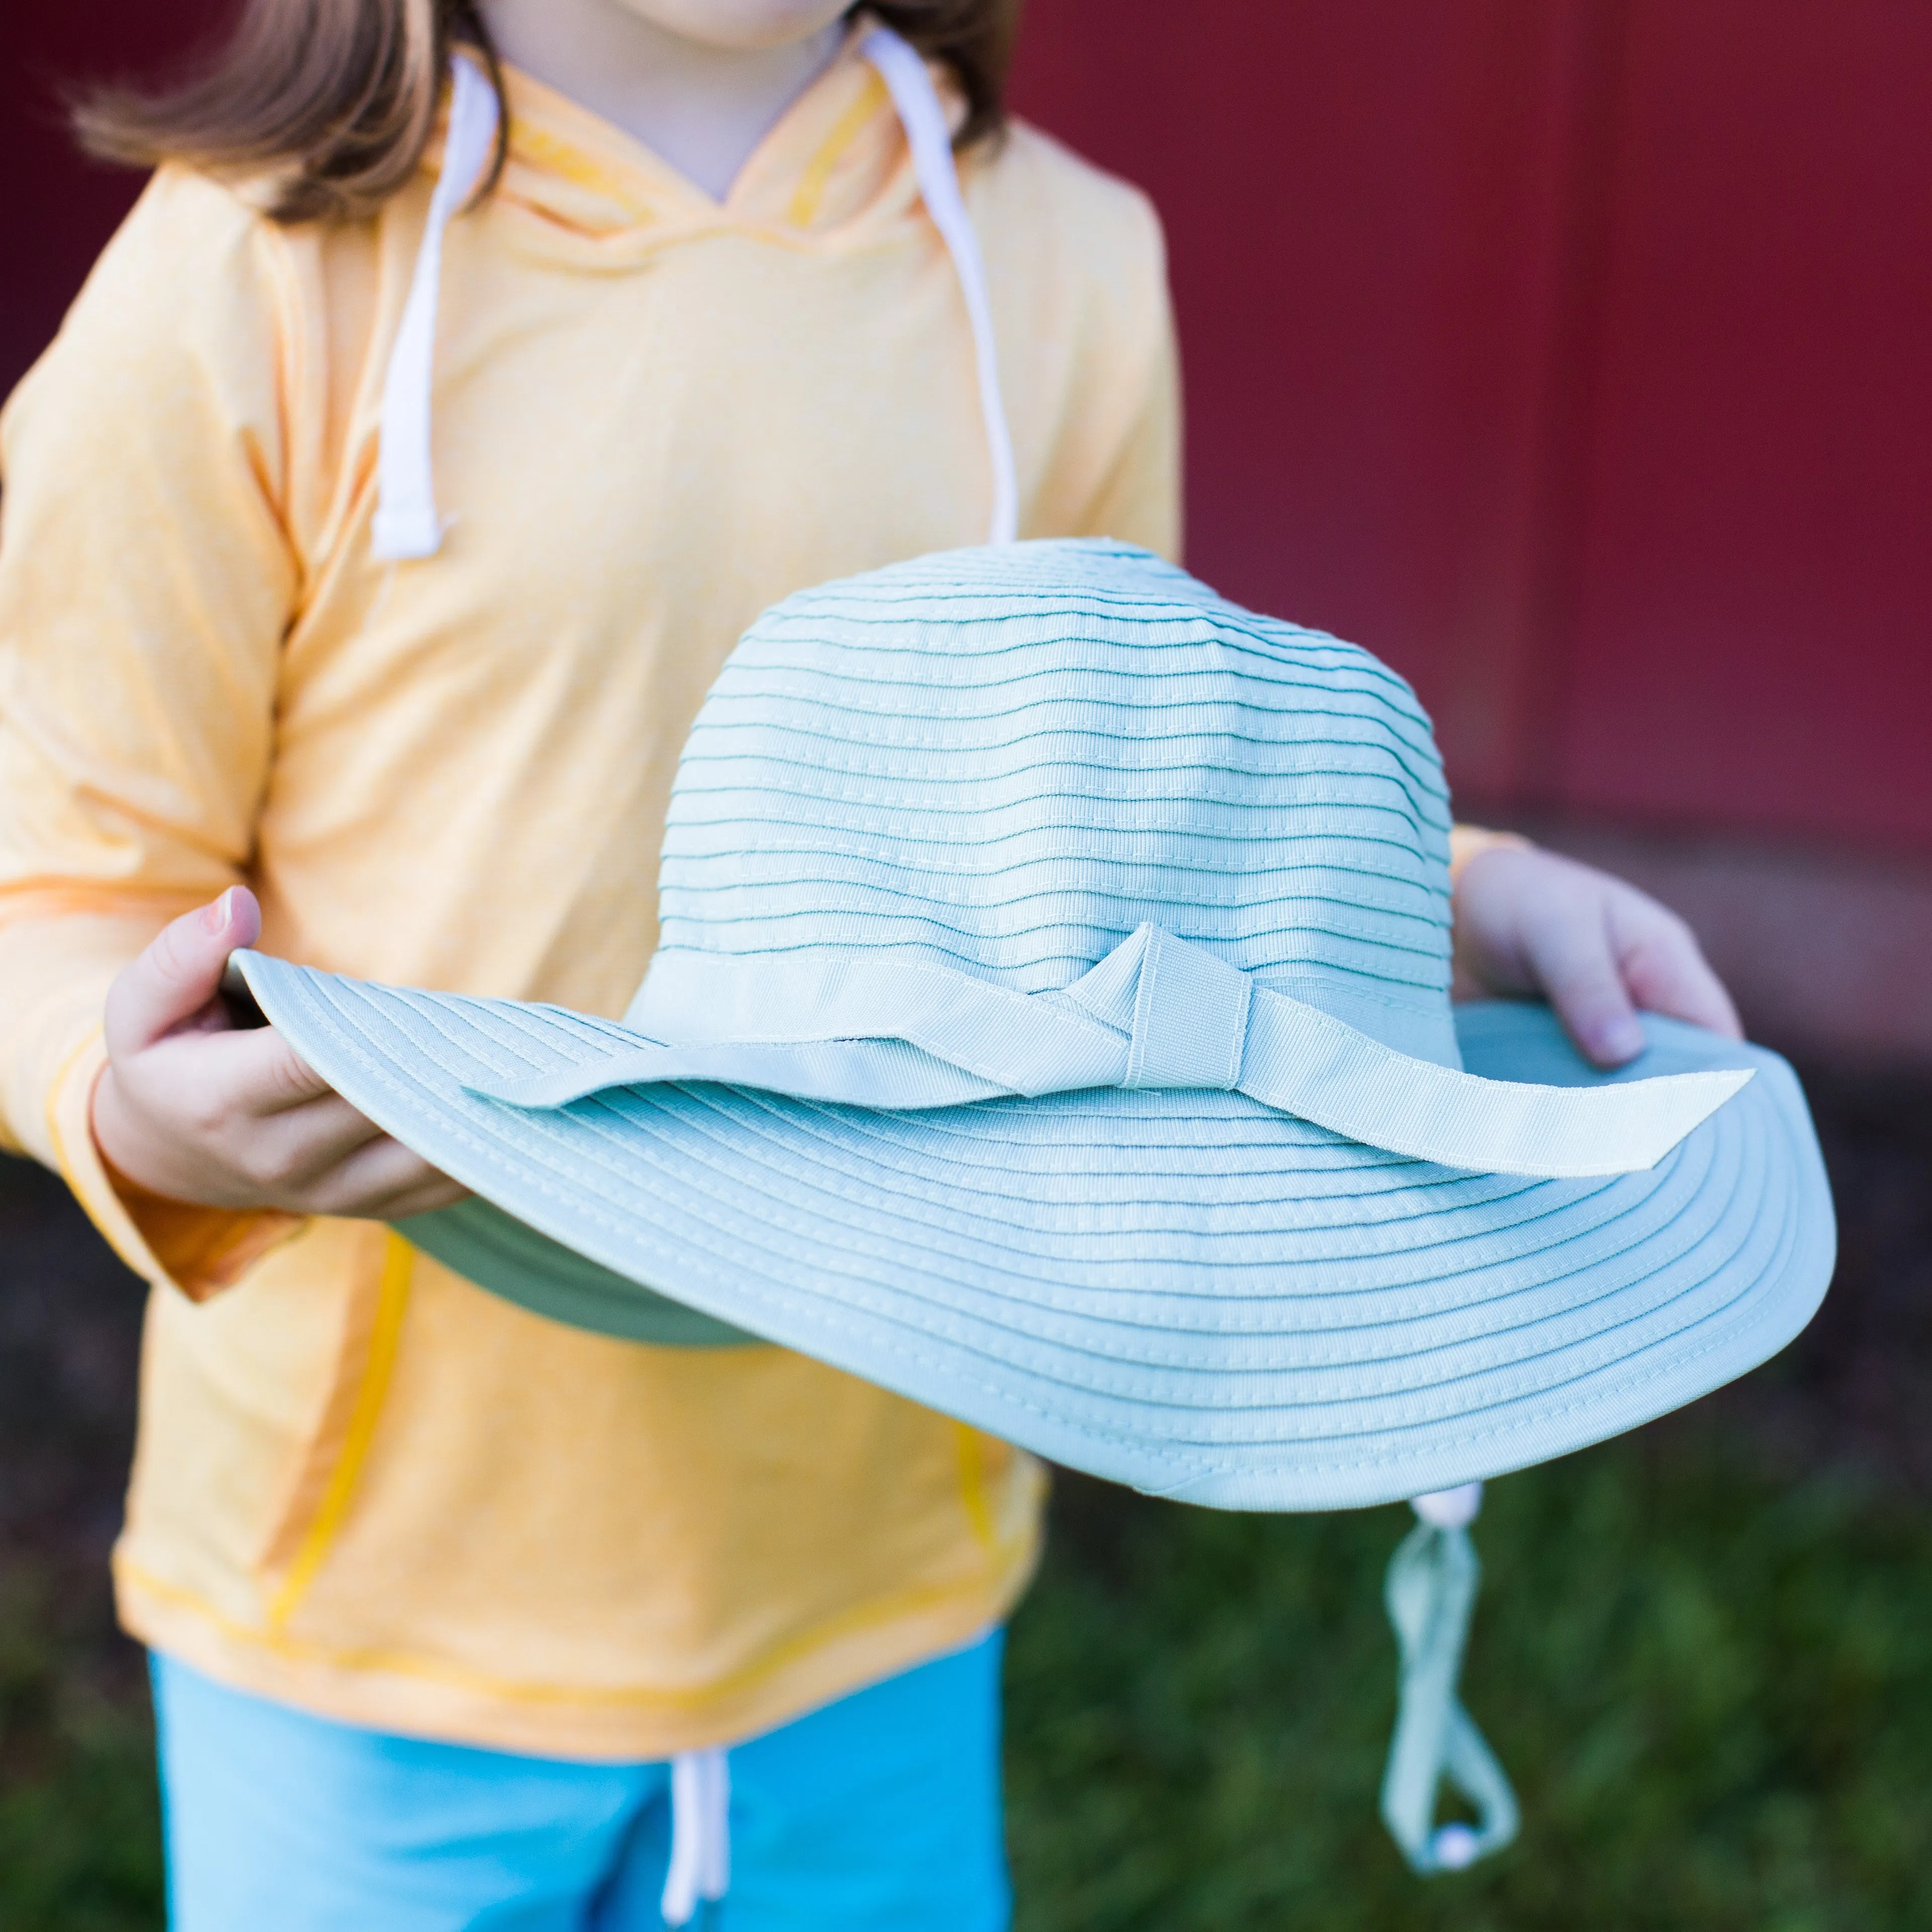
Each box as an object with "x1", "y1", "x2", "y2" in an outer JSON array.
[{"x1": 657, "y1": 541, "x2": 1457, "y2": 1063}]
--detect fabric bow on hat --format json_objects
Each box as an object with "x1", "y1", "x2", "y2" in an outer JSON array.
[{"x1": 473, "y1": 922, "x2": 1750, "y2": 1180}]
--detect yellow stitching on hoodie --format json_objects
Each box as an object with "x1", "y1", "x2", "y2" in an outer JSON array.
[
  {"x1": 953, "y1": 1420, "x2": 1000, "y2": 1554},
  {"x1": 123, "y1": 1547, "x2": 1032, "y2": 1713},
  {"x1": 43, "y1": 1027, "x2": 158, "y2": 1283},
  {"x1": 787, "y1": 69, "x2": 890, "y2": 228},
  {"x1": 511, "y1": 122, "x2": 658, "y2": 219},
  {"x1": 264, "y1": 1231, "x2": 415, "y2": 1631}
]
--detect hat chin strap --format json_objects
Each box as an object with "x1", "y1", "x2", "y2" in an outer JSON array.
[
  {"x1": 1383, "y1": 1482, "x2": 1520, "y2": 1874},
  {"x1": 372, "y1": 29, "x2": 1018, "y2": 562},
  {"x1": 470, "y1": 923, "x2": 1752, "y2": 1181}
]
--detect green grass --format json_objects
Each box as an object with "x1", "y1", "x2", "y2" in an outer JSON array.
[
  {"x1": 1007, "y1": 1430, "x2": 1932, "y2": 1931},
  {"x1": 0, "y1": 1563, "x2": 163, "y2": 1932},
  {"x1": 5, "y1": 1423, "x2": 1932, "y2": 1929}
]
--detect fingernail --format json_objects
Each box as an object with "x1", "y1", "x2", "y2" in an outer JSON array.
[
  {"x1": 201, "y1": 888, "x2": 234, "y2": 935},
  {"x1": 1596, "y1": 1017, "x2": 1644, "y2": 1062}
]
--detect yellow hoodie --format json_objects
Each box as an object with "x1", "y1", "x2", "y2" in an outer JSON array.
[{"x1": 0, "y1": 38, "x2": 1178, "y2": 1756}]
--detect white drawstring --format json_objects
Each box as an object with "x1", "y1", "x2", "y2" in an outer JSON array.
[
  {"x1": 661, "y1": 1747, "x2": 731, "y2": 1926},
  {"x1": 860, "y1": 26, "x2": 1019, "y2": 546},
  {"x1": 370, "y1": 55, "x2": 501, "y2": 560},
  {"x1": 374, "y1": 35, "x2": 1018, "y2": 561}
]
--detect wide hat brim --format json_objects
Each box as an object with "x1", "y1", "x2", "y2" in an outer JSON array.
[{"x1": 238, "y1": 953, "x2": 1833, "y2": 1510}]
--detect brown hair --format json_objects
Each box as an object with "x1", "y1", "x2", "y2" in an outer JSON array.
[{"x1": 75, "y1": 1, "x2": 1022, "y2": 226}]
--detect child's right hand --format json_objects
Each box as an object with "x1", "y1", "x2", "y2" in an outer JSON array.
[{"x1": 90, "y1": 888, "x2": 467, "y2": 1219}]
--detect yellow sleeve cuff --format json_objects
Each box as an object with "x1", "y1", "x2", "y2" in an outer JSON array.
[
  {"x1": 47, "y1": 1028, "x2": 302, "y2": 1302},
  {"x1": 1448, "y1": 823, "x2": 1533, "y2": 885}
]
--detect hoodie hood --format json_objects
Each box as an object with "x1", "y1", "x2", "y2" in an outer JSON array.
[
  {"x1": 441, "y1": 20, "x2": 949, "y2": 251},
  {"x1": 379, "y1": 22, "x2": 1014, "y2": 561}
]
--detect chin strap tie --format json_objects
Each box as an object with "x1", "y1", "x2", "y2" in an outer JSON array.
[
  {"x1": 1381, "y1": 1482, "x2": 1519, "y2": 1874},
  {"x1": 661, "y1": 1746, "x2": 731, "y2": 1925}
]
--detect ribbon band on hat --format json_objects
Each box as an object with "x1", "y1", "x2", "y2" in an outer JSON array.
[{"x1": 465, "y1": 924, "x2": 1752, "y2": 1179}]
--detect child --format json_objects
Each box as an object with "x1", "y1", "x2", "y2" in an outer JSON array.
[{"x1": 0, "y1": 1, "x2": 1741, "y2": 1923}]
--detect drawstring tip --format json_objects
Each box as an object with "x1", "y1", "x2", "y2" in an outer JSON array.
[
  {"x1": 662, "y1": 1746, "x2": 731, "y2": 1925},
  {"x1": 1411, "y1": 1481, "x2": 1483, "y2": 1531},
  {"x1": 369, "y1": 511, "x2": 445, "y2": 562}
]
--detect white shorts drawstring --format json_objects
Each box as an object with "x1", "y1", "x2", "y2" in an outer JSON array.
[{"x1": 661, "y1": 1746, "x2": 731, "y2": 1926}]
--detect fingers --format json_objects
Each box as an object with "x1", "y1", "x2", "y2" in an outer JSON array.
[
  {"x1": 103, "y1": 1060, "x2": 464, "y2": 1216},
  {"x1": 237, "y1": 1092, "x2": 391, "y2": 1187},
  {"x1": 93, "y1": 893, "x2": 470, "y2": 1218},
  {"x1": 151, "y1": 1030, "x2": 464, "y2": 1212},
  {"x1": 1521, "y1": 894, "x2": 1648, "y2": 1068},
  {"x1": 1609, "y1": 897, "x2": 1744, "y2": 1041},
  {"x1": 212, "y1": 1022, "x2": 343, "y2": 1112},
  {"x1": 95, "y1": 1077, "x2": 379, "y2": 1209},
  {"x1": 301, "y1": 1136, "x2": 470, "y2": 1219},
  {"x1": 245, "y1": 1113, "x2": 466, "y2": 1216},
  {"x1": 365, "y1": 1170, "x2": 471, "y2": 1219},
  {"x1": 105, "y1": 888, "x2": 263, "y2": 1058},
  {"x1": 1454, "y1": 845, "x2": 1746, "y2": 1067},
  {"x1": 115, "y1": 1023, "x2": 345, "y2": 1155}
]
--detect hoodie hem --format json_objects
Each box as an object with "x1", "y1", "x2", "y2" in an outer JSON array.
[{"x1": 115, "y1": 1538, "x2": 1039, "y2": 1760}]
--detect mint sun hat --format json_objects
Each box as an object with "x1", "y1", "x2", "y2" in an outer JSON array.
[{"x1": 233, "y1": 538, "x2": 1833, "y2": 1872}]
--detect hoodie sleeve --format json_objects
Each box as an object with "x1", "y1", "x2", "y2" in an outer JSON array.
[{"x1": 0, "y1": 167, "x2": 303, "y2": 1296}]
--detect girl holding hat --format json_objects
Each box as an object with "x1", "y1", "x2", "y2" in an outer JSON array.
[{"x1": 0, "y1": 0, "x2": 1743, "y2": 1921}]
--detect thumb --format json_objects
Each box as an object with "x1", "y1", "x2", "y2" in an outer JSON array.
[{"x1": 105, "y1": 887, "x2": 263, "y2": 1057}]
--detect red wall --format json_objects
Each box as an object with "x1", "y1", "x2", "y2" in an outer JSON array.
[
  {"x1": 1551, "y1": 2, "x2": 1932, "y2": 851},
  {"x1": 1008, "y1": 0, "x2": 1932, "y2": 852},
  {"x1": 0, "y1": 2, "x2": 226, "y2": 393},
  {"x1": 7, "y1": 2, "x2": 1929, "y2": 854}
]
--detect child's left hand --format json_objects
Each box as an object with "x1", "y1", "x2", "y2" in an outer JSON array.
[{"x1": 1451, "y1": 844, "x2": 1742, "y2": 1068}]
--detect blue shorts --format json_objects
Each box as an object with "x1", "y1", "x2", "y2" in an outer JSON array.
[{"x1": 152, "y1": 1632, "x2": 1009, "y2": 1931}]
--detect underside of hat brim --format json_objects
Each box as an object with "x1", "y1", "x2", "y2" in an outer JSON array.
[{"x1": 235, "y1": 953, "x2": 1834, "y2": 1512}]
